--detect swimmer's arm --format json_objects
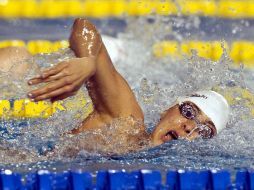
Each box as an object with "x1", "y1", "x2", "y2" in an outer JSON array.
[
  {"x1": 68, "y1": 19, "x2": 144, "y2": 122},
  {"x1": 72, "y1": 43, "x2": 144, "y2": 132},
  {"x1": 68, "y1": 18, "x2": 144, "y2": 123},
  {"x1": 85, "y1": 44, "x2": 144, "y2": 123},
  {"x1": 27, "y1": 43, "x2": 143, "y2": 125},
  {"x1": 28, "y1": 18, "x2": 144, "y2": 128}
]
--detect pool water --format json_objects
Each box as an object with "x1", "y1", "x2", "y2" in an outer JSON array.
[{"x1": 0, "y1": 16, "x2": 254, "y2": 173}]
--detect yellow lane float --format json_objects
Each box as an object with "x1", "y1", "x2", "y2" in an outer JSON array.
[
  {"x1": 2, "y1": 39, "x2": 254, "y2": 66},
  {"x1": 0, "y1": 0, "x2": 254, "y2": 18},
  {"x1": 0, "y1": 97, "x2": 93, "y2": 119}
]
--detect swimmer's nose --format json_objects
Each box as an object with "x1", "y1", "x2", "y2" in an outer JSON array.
[{"x1": 183, "y1": 123, "x2": 196, "y2": 134}]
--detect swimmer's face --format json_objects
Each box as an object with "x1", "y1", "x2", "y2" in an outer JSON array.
[{"x1": 151, "y1": 102, "x2": 217, "y2": 146}]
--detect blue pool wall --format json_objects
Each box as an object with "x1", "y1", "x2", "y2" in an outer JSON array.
[{"x1": 0, "y1": 169, "x2": 253, "y2": 190}]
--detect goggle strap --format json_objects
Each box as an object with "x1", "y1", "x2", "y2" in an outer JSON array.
[{"x1": 186, "y1": 126, "x2": 199, "y2": 138}]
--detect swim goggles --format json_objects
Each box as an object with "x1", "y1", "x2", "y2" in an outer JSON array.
[{"x1": 179, "y1": 103, "x2": 214, "y2": 139}]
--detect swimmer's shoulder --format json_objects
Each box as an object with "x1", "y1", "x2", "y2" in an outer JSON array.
[{"x1": 71, "y1": 109, "x2": 145, "y2": 134}]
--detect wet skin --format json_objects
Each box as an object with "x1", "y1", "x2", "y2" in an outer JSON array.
[
  {"x1": 27, "y1": 18, "x2": 145, "y2": 134},
  {"x1": 0, "y1": 18, "x2": 216, "y2": 149},
  {"x1": 27, "y1": 19, "x2": 217, "y2": 147},
  {"x1": 151, "y1": 102, "x2": 217, "y2": 146}
]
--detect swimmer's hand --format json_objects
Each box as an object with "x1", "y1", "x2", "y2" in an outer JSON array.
[{"x1": 27, "y1": 57, "x2": 96, "y2": 102}]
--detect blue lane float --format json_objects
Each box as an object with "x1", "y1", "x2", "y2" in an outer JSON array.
[{"x1": 1, "y1": 169, "x2": 254, "y2": 190}]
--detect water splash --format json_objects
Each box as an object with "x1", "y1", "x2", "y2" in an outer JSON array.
[
  {"x1": 0, "y1": 16, "x2": 254, "y2": 172},
  {"x1": 110, "y1": 17, "x2": 254, "y2": 171}
]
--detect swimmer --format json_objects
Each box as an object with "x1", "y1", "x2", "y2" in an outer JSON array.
[
  {"x1": 0, "y1": 19, "x2": 230, "y2": 151},
  {"x1": 0, "y1": 46, "x2": 32, "y2": 78}
]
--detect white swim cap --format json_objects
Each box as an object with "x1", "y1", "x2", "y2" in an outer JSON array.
[
  {"x1": 102, "y1": 35, "x2": 125, "y2": 63},
  {"x1": 177, "y1": 90, "x2": 230, "y2": 134}
]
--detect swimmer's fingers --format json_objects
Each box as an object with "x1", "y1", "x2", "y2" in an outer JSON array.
[
  {"x1": 50, "y1": 78, "x2": 85, "y2": 102},
  {"x1": 32, "y1": 87, "x2": 76, "y2": 101},
  {"x1": 51, "y1": 91, "x2": 77, "y2": 103},
  {"x1": 34, "y1": 83, "x2": 80, "y2": 102},
  {"x1": 41, "y1": 62, "x2": 67, "y2": 79},
  {"x1": 28, "y1": 78, "x2": 44, "y2": 85},
  {"x1": 28, "y1": 62, "x2": 67, "y2": 85},
  {"x1": 28, "y1": 76, "x2": 76, "y2": 100},
  {"x1": 28, "y1": 72, "x2": 66, "y2": 85},
  {"x1": 34, "y1": 78, "x2": 84, "y2": 101}
]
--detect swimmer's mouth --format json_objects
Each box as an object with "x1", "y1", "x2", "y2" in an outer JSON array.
[{"x1": 162, "y1": 130, "x2": 179, "y2": 142}]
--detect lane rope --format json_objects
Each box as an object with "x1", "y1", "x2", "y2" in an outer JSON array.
[{"x1": 0, "y1": 0, "x2": 253, "y2": 18}]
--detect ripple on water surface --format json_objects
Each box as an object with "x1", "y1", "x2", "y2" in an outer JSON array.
[{"x1": 0, "y1": 16, "x2": 253, "y2": 173}]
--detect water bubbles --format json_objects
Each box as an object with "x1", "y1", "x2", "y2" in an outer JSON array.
[
  {"x1": 139, "y1": 78, "x2": 159, "y2": 104},
  {"x1": 0, "y1": 16, "x2": 253, "y2": 172},
  {"x1": 111, "y1": 17, "x2": 254, "y2": 171}
]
